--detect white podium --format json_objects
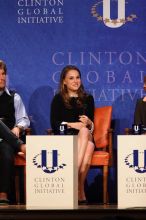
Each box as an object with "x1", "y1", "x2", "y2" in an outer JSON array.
[
  {"x1": 118, "y1": 135, "x2": 146, "y2": 208},
  {"x1": 26, "y1": 135, "x2": 78, "y2": 209}
]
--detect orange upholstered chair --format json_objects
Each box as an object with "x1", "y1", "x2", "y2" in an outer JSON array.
[
  {"x1": 46, "y1": 106, "x2": 113, "y2": 204},
  {"x1": 91, "y1": 106, "x2": 113, "y2": 204},
  {"x1": 14, "y1": 128, "x2": 31, "y2": 204}
]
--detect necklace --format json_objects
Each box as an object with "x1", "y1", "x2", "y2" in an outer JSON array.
[{"x1": 69, "y1": 93, "x2": 78, "y2": 98}]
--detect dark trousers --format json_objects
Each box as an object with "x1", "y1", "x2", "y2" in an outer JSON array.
[{"x1": 0, "y1": 120, "x2": 24, "y2": 194}]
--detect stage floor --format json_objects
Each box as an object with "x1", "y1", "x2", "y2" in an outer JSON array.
[{"x1": 0, "y1": 204, "x2": 146, "y2": 220}]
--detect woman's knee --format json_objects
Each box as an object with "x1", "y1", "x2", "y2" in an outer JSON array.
[{"x1": 78, "y1": 127, "x2": 90, "y2": 138}]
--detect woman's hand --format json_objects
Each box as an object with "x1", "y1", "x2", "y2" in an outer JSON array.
[{"x1": 79, "y1": 115, "x2": 92, "y2": 128}]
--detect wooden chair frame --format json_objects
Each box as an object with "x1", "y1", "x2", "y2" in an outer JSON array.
[{"x1": 91, "y1": 106, "x2": 113, "y2": 204}]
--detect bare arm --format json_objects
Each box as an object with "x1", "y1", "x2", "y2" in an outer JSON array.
[{"x1": 67, "y1": 122, "x2": 86, "y2": 130}]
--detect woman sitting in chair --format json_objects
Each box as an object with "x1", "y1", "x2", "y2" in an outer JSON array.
[{"x1": 50, "y1": 65, "x2": 95, "y2": 204}]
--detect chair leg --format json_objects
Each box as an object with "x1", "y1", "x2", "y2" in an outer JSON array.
[
  {"x1": 15, "y1": 167, "x2": 20, "y2": 204},
  {"x1": 15, "y1": 166, "x2": 26, "y2": 204},
  {"x1": 24, "y1": 166, "x2": 26, "y2": 204},
  {"x1": 103, "y1": 165, "x2": 108, "y2": 204}
]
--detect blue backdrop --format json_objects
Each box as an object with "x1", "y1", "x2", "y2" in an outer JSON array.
[{"x1": 0, "y1": 0, "x2": 146, "y2": 203}]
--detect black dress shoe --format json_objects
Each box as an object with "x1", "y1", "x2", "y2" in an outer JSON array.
[
  {"x1": 0, "y1": 199, "x2": 9, "y2": 205},
  {"x1": 78, "y1": 200, "x2": 88, "y2": 205}
]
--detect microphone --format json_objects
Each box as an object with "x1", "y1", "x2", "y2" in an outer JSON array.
[
  {"x1": 132, "y1": 124, "x2": 141, "y2": 135},
  {"x1": 59, "y1": 123, "x2": 67, "y2": 135},
  {"x1": 132, "y1": 124, "x2": 146, "y2": 135}
]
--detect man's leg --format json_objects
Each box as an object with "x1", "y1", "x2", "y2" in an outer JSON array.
[
  {"x1": 0, "y1": 141, "x2": 15, "y2": 203},
  {"x1": 0, "y1": 120, "x2": 24, "y2": 153}
]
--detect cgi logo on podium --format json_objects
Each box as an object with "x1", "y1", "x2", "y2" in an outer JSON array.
[
  {"x1": 26, "y1": 136, "x2": 78, "y2": 209},
  {"x1": 118, "y1": 136, "x2": 146, "y2": 208},
  {"x1": 125, "y1": 149, "x2": 146, "y2": 173},
  {"x1": 33, "y1": 149, "x2": 67, "y2": 174}
]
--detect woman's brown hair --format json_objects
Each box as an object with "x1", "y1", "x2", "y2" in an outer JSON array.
[{"x1": 59, "y1": 65, "x2": 87, "y2": 108}]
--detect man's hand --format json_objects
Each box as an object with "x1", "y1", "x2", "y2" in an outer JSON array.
[
  {"x1": 143, "y1": 96, "x2": 146, "y2": 102},
  {"x1": 11, "y1": 126, "x2": 20, "y2": 138}
]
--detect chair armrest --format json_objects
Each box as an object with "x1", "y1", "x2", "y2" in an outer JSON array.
[
  {"x1": 46, "y1": 128, "x2": 54, "y2": 135},
  {"x1": 108, "y1": 128, "x2": 113, "y2": 166},
  {"x1": 124, "y1": 128, "x2": 132, "y2": 135},
  {"x1": 25, "y1": 128, "x2": 32, "y2": 135},
  {"x1": 108, "y1": 128, "x2": 113, "y2": 133}
]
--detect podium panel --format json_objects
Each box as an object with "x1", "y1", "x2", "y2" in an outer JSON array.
[
  {"x1": 118, "y1": 135, "x2": 146, "y2": 208},
  {"x1": 26, "y1": 135, "x2": 78, "y2": 209}
]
